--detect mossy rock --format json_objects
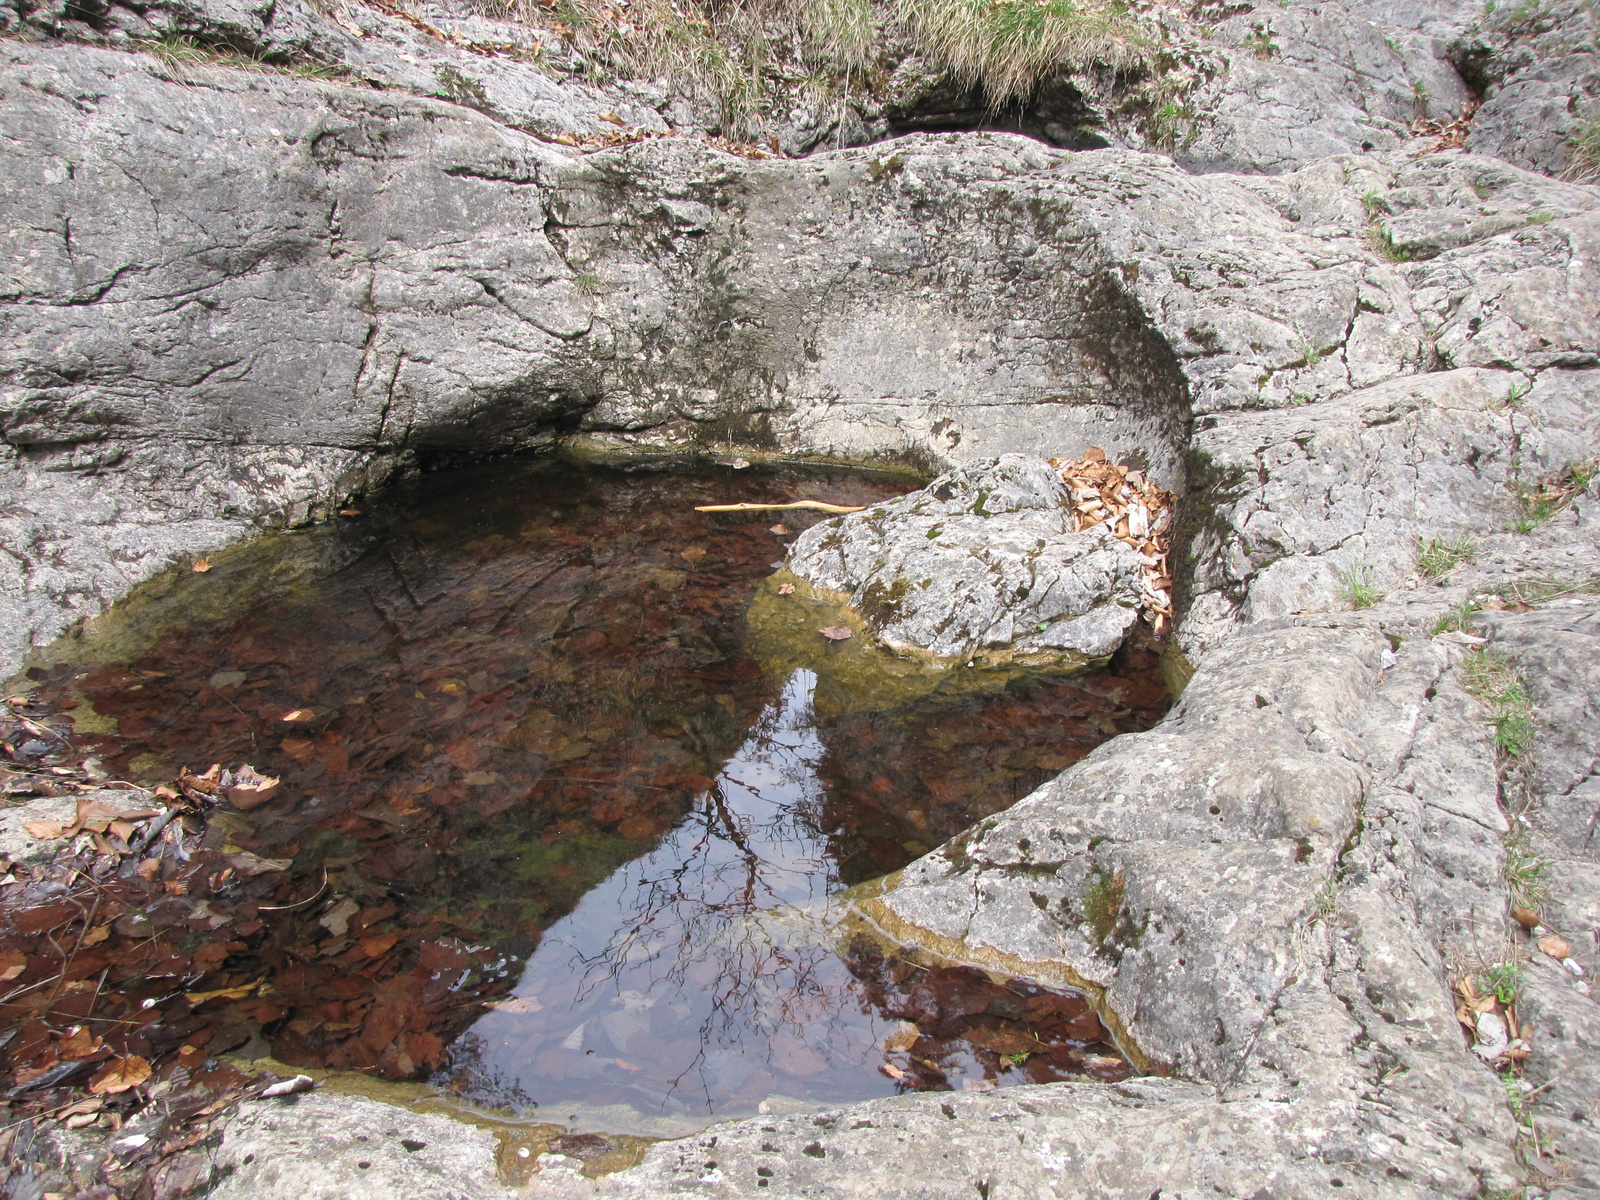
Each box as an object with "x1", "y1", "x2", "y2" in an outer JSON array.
[{"x1": 744, "y1": 569, "x2": 1109, "y2": 717}]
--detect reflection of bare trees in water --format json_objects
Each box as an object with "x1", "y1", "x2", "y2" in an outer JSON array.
[{"x1": 473, "y1": 672, "x2": 883, "y2": 1114}]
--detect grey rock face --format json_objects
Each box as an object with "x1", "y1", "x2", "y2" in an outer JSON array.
[
  {"x1": 209, "y1": 1092, "x2": 513, "y2": 1200},
  {"x1": 786, "y1": 455, "x2": 1142, "y2": 664},
  {"x1": 1455, "y1": 0, "x2": 1600, "y2": 180},
  {"x1": 3, "y1": 0, "x2": 670, "y2": 143},
  {"x1": 1476, "y1": 598, "x2": 1600, "y2": 1193}
]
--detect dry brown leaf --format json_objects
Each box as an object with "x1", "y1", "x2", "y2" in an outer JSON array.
[
  {"x1": 357, "y1": 932, "x2": 400, "y2": 959},
  {"x1": 192, "y1": 557, "x2": 212, "y2": 573},
  {"x1": 76, "y1": 798, "x2": 124, "y2": 824},
  {"x1": 680, "y1": 547, "x2": 708, "y2": 564},
  {"x1": 819, "y1": 626, "x2": 853, "y2": 641},
  {"x1": 88, "y1": 1055, "x2": 151, "y2": 1095},
  {"x1": 0, "y1": 950, "x2": 26, "y2": 982},
  {"x1": 185, "y1": 981, "x2": 259, "y2": 1004},
  {"x1": 879, "y1": 1062, "x2": 908, "y2": 1081},
  {"x1": 226, "y1": 851, "x2": 293, "y2": 877},
  {"x1": 81, "y1": 923, "x2": 111, "y2": 947},
  {"x1": 1539, "y1": 935, "x2": 1572, "y2": 959},
  {"x1": 58, "y1": 1026, "x2": 102, "y2": 1060},
  {"x1": 965, "y1": 1025, "x2": 1037, "y2": 1056},
  {"x1": 488, "y1": 996, "x2": 544, "y2": 1014},
  {"x1": 777, "y1": 582, "x2": 796, "y2": 596},
  {"x1": 225, "y1": 764, "x2": 282, "y2": 810},
  {"x1": 280, "y1": 738, "x2": 315, "y2": 760},
  {"x1": 280, "y1": 709, "x2": 315, "y2": 723},
  {"x1": 883, "y1": 1021, "x2": 920, "y2": 1052},
  {"x1": 769, "y1": 524, "x2": 789, "y2": 535},
  {"x1": 22, "y1": 820, "x2": 66, "y2": 840},
  {"x1": 56, "y1": 1096, "x2": 103, "y2": 1123}
]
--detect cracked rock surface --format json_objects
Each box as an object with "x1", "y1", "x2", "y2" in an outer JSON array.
[
  {"x1": 785, "y1": 455, "x2": 1143, "y2": 665},
  {"x1": 2, "y1": 0, "x2": 1600, "y2": 1195}
]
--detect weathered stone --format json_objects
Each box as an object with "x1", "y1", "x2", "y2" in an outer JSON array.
[
  {"x1": 0, "y1": 787, "x2": 152, "y2": 867},
  {"x1": 209, "y1": 1092, "x2": 512, "y2": 1200},
  {"x1": 785, "y1": 455, "x2": 1142, "y2": 666},
  {"x1": 6, "y1": 3, "x2": 1600, "y2": 1193},
  {"x1": 1455, "y1": 0, "x2": 1600, "y2": 180},
  {"x1": 1476, "y1": 598, "x2": 1600, "y2": 1194}
]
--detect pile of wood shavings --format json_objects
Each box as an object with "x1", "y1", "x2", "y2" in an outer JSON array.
[{"x1": 1050, "y1": 447, "x2": 1177, "y2": 636}]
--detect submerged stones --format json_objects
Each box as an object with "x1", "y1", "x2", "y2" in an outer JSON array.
[{"x1": 784, "y1": 455, "x2": 1145, "y2": 670}]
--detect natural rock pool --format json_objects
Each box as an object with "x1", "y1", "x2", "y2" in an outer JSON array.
[{"x1": 21, "y1": 457, "x2": 1171, "y2": 1137}]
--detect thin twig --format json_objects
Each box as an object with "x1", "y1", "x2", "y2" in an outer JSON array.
[
  {"x1": 694, "y1": 500, "x2": 867, "y2": 514},
  {"x1": 257, "y1": 869, "x2": 328, "y2": 912},
  {"x1": 131, "y1": 807, "x2": 183, "y2": 856}
]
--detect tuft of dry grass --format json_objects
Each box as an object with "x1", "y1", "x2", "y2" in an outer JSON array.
[
  {"x1": 495, "y1": 0, "x2": 1152, "y2": 137},
  {"x1": 897, "y1": 0, "x2": 1147, "y2": 104},
  {"x1": 1565, "y1": 112, "x2": 1600, "y2": 183}
]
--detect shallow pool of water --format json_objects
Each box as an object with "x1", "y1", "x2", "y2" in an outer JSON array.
[{"x1": 26, "y1": 457, "x2": 1170, "y2": 1136}]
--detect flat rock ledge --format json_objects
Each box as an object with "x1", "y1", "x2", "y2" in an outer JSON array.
[{"x1": 786, "y1": 455, "x2": 1144, "y2": 668}]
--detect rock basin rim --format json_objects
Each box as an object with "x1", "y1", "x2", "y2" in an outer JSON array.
[{"x1": 3, "y1": 0, "x2": 1600, "y2": 1194}]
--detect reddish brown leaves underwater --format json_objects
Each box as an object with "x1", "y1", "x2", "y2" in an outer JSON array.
[
  {"x1": 3, "y1": 460, "x2": 1167, "y2": 1170},
  {"x1": 845, "y1": 941, "x2": 1132, "y2": 1092}
]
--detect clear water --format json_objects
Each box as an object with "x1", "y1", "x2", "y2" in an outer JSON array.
[{"x1": 27, "y1": 457, "x2": 1168, "y2": 1136}]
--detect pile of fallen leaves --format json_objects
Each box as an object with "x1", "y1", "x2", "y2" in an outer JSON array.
[
  {"x1": 1411, "y1": 99, "x2": 1481, "y2": 154},
  {"x1": 0, "y1": 694, "x2": 519, "y2": 1199},
  {"x1": 1050, "y1": 447, "x2": 1177, "y2": 635}
]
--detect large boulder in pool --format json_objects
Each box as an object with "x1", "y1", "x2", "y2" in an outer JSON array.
[{"x1": 785, "y1": 455, "x2": 1143, "y2": 668}]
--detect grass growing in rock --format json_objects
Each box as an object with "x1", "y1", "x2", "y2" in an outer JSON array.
[
  {"x1": 1415, "y1": 536, "x2": 1477, "y2": 579},
  {"x1": 1566, "y1": 111, "x2": 1600, "y2": 183},
  {"x1": 511, "y1": 0, "x2": 1152, "y2": 135},
  {"x1": 1462, "y1": 651, "x2": 1536, "y2": 758},
  {"x1": 1367, "y1": 223, "x2": 1415, "y2": 263},
  {"x1": 1432, "y1": 600, "x2": 1481, "y2": 635},
  {"x1": 1337, "y1": 564, "x2": 1384, "y2": 610},
  {"x1": 132, "y1": 33, "x2": 347, "y2": 79},
  {"x1": 1510, "y1": 460, "x2": 1597, "y2": 533}
]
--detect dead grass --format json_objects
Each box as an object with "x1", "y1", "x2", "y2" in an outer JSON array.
[
  {"x1": 897, "y1": 0, "x2": 1147, "y2": 105},
  {"x1": 507, "y1": 0, "x2": 1152, "y2": 136},
  {"x1": 1565, "y1": 112, "x2": 1600, "y2": 183}
]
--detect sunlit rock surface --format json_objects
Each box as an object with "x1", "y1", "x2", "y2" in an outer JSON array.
[
  {"x1": 4, "y1": 0, "x2": 1600, "y2": 1192},
  {"x1": 786, "y1": 455, "x2": 1142, "y2": 666}
]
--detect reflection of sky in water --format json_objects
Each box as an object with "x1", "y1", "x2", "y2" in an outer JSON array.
[{"x1": 449, "y1": 669, "x2": 900, "y2": 1135}]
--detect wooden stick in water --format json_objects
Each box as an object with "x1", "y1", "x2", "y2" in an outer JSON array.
[{"x1": 694, "y1": 500, "x2": 867, "y2": 514}]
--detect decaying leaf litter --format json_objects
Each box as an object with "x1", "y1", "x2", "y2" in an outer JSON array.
[
  {"x1": 2, "y1": 459, "x2": 1176, "y2": 1194},
  {"x1": 1050, "y1": 447, "x2": 1178, "y2": 636}
]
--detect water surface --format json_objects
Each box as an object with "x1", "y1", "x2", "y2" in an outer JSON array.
[{"x1": 28, "y1": 457, "x2": 1169, "y2": 1136}]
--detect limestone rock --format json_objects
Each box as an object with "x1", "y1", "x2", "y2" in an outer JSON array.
[
  {"x1": 209, "y1": 1092, "x2": 512, "y2": 1200},
  {"x1": 786, "y1": 456, "x2": 1143, "y2": 665},
  {"x1": 1455, "y1": 0, "x2": 1600, "y2": 180}
]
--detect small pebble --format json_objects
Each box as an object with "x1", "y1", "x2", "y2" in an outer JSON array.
[
  {"x1": 1577, "y1": 981, "x2": 1591, "y2": 996},
  {"x1": 1563, "y1": 958, "x2": 1586, "y2": 977}
]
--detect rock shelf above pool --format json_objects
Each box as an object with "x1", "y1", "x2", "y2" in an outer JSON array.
[{"x1": 784, "y1": 455, "x2": 1146, "y2": 670}]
